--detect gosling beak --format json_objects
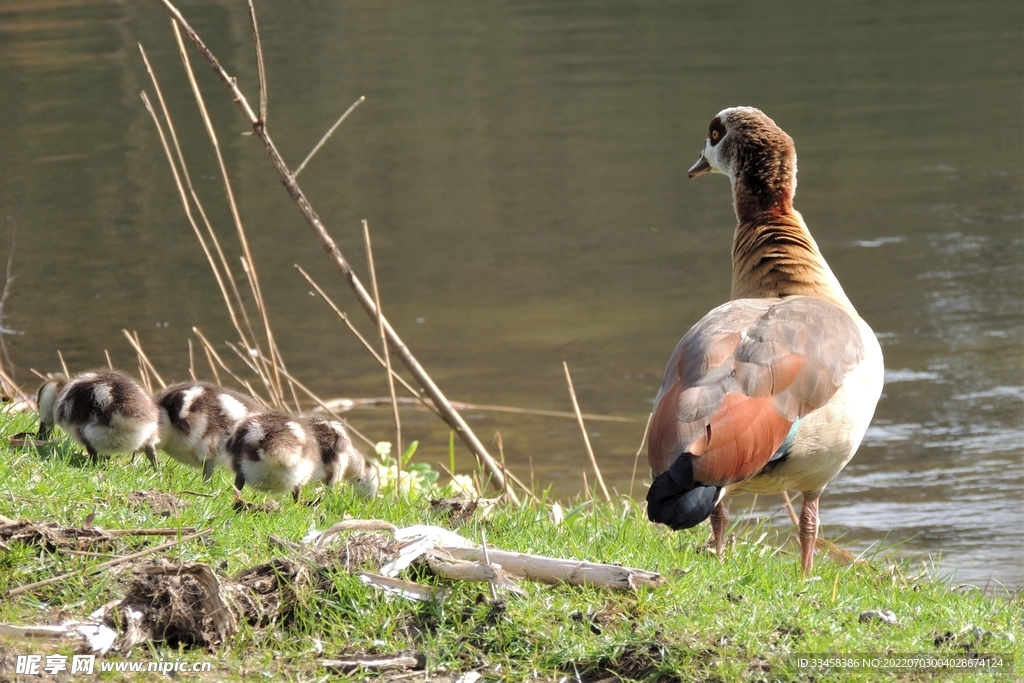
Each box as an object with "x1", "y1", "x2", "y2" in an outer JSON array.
[{"x1": 687, "y1": 154, "x2": 712, "y2": 178}]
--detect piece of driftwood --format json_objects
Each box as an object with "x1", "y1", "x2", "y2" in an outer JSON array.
[
  {"x1": 444, "y1": 547, "x2": 664, "y2": 590},
  {"x1": 0, "y1": 620, "x2": 117, "y2": 654},
  {"x1": 321, "y1": 653, "x2": 425, "y2": 674}
]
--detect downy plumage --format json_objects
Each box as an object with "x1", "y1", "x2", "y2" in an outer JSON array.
[{"x1": 36, "y1": 371, "x2": 160, "y2": 468}]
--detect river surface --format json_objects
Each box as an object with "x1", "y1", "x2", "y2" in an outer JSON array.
[{"x1": 1, "y1": 0, "x2": 1021, "y2": 588}]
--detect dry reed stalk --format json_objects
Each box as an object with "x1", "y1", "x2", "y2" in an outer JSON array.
[
  {"x1": 191, "y1": 328, "x2": 271, "y2": 408},
  {"x1": 363, "y1": 221, "x2": 402, "y2": 488},
  {"x1": 187, "y1": 339, "x2": 198, "y2": 381},
  {"x1": 246, "y1": 0, "x2": 267, "y2": 126},
  {"x1": 57, "y1": 350, "x2": 70, "y2": 379},
  {"x1": 295, "y1": 265, "x2": 438, "y2": 415},
  {"x1": 138, "y1": 53, "x2": 256, "y2": 376},
  {"x1": 168, "y1": 23, "x2": 283, "y2": 407},
  {"x1": 629, "y1": 412, "x2": 653, "y2": 499},
  {"x1": 122, "y1": 330, "x2": 166, "y2": 390},
  {"x1": 563, "y1": 362, "x2": 610, "y2": 502},
  {"x1": 248, "y1": 350, "x2": 377, "y2": 449},
  {"x1": 157, "y1": 0, "x2": 516, "y2": 502},
  {"x1": 294, "y1": 96, "x2": 365, "y2": 178}
]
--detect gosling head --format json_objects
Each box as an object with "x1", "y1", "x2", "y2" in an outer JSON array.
[
  {"x1": 36, "y1": 378, "x2": 66, "y2": 440},
  {"x1": 355, "y1": 461, "x2": 380, "y2": 499}
]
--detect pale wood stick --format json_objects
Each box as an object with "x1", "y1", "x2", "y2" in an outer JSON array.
[
  {"x1": 169, "y1": 22, "x2": 282, "y2": 406},
  {"x1": 57, "y1": 350, "x2": 70, "y2": 379},
  {"x1": 294, "y1": 97, "x2": 365, "y2": 178},
  {"x1": 157, "y1": 0, "x2": 515, "y2": 502},
  {"x1": 5, "y1": 529, "x2": 212, "y2": 598},
  {"x1": 629, "y1": 412, "x2": 653, "y2": 499},
  {"x1": 104, "y1": 350, "x2": 115, "y2": 371},
  {"x1": 563, "y1": 362, "x2": 610, "y2": 502},
  {"x1": 446, "y1": 546, "x2": 663, "y2": 590},
  {"x1": 363, "y1": 221, "x2": 402, "y2": 485}
]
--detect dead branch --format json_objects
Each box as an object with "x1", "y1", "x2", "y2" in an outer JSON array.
[
  {"x1": 156, "y1": 0, "x2": 515, "y2": 502},
  {"x1": 563, "y1": 362, "x2": 610, "y2": 502}
]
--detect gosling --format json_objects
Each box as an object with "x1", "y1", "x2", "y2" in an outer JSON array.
[
  {"x1": 36, "y1": 371, "x2": 160, "y2": 469},
  {"x1": 155, "y1": 381, "x2": 262, "y2": 481},
  {"x1": 227, "y1": 412, "x2": 378, "y2": 502}
]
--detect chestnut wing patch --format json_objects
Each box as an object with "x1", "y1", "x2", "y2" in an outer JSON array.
[{"x1": 648, "y1": 297, "x2": 865, "y2": 486}]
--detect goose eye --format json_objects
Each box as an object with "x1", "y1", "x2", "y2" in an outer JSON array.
[{"x1": 710, "y1": 129, "x2": 720, "y2": 141}]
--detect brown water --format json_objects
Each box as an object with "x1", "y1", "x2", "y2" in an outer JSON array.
[{"x1": 1, "y1": 0, "x2": 1021, "y2": 587}]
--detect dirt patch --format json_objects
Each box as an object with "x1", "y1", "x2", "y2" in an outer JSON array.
[
  {"x1": 127, "y1": 490, "x2": 188, "y2": 517},
  {"x1": 0, "y1": 520, "x2": 115, "y2": 553},
  {"x1": 312, "y1": 531, "x2": 402, "y2": 572},
  {"x1": 232, "y1": 498, "x2": 281, "y2": 514},
  {"x1": 429, "y1": 497, "x2": 478, "y2": 525}
]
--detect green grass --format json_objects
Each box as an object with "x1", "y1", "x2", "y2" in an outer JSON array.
[{"x1": 0, "y1": 407, "x2": 1020, "y2": 682}]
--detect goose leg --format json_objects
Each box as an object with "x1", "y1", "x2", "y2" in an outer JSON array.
[
  {"x1": 710, "y1": 500, "x2": 729, "y2": 557},
  {"x1": 202, "y1": 458, "x2": 215, "y2": 482},
  {"x1": 799, "y1": 496, "x2": 820, "y2": 575},
  {"x1": 144, "y1": 444, "x2": 159, "y2": 471},
  {"x1": 291, "y1": 486, "x2": 301, "y2": 503},
  {"x1": 234, "y1": 471, "x2": 246, "y2": 492}
]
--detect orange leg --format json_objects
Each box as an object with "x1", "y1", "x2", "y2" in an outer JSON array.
[
  {"x1": 710, "y1": 500, "x2": 729, "y2": 558},
  {"x1": 799, "y1": 496, "x2": 819, "y2": 575}
]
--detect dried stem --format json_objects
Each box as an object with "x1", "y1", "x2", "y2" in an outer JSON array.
[
  {"x1": 629, "y1": 412, "x2": 653, "y2": 499},
  {"x1": 157, "y1": 0, "x2": 515, "y2": 502},
  {"x1": 122, "y1": 330, "x2": 166, "y2": 390},
  {"x1": 168, "y1": 22, "x2": 282, "y2": 406},
  {"x1": 188, "y1": 339, "x2": 198, "y2": 381},
  {"x1": 246, "y1": 0, "x2": 267, "y2": 125},
  {"x1": 57, "y1": 350, "x2": 70, "y2": 379},
  {"x1": 563, "y1": 362, "x2": 610, "y2": 502},
  {"x1": 192, "y1": 328, "x2": 271, "y2": 408},
  {"x1": 363, "y1": 221, "x2": 402, "y2": 476},
  {"x1": 295, "y1": 265, "x2": 437, "y2": 415},
  {"x1": 138, "y1": 48, "x2": 255, "y2": 372},
  {"x1": 294, "y1": 96, "x2": 365, "y2": 178}
]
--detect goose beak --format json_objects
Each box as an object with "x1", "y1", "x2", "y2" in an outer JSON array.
[{"x1": 688, "y1": 154, "x2": 712, "y2": 178}]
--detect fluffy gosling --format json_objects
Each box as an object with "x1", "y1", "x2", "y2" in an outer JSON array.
[
  {"x1": 227, "y1": 412, "x2": 377, "y2": 502},
  {"x1": 36, "y1": 371, "x2": 159, "y2": 468},
  {"x1": 155, "y1": 381, "x2": 262, "y2": 481}
]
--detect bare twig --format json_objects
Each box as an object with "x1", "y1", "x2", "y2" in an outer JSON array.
[
  {"x1": 156, "y1": 0, "x2": 515, "y2": 502},
  {"x1": 168, "y1": 23, "x2": 282, "y2": 406},
  {"x1": 563, "y1": 362, "x2": 610, "y2": 502},
  {"x1": 363, "y1": 221, "x2": 402, "y2": 479},
  {"x1": 295, "y1": 265, "x2": 437, "y2": 414},
  {"x1": 138, "y1": 50, "x2": 255, "y2": 371},
  {"x1": 188, "y1": 339, "x2": 198, "y2": 381},
  {"x1": 57, "y1": 350, "x2": 70, "y2": 379},
  {"x1": 122, "y1": 330, "x2": 166, "y2": 390},
  {"x1": 629, "y1": 412, "x2": 653, "y2": 499},
  {"x1": 294, "y1": 96, "x2": 365, "y2": 178},
  {"x1": 0, "y1": 221, "x2": 22, "y2": 377},
  {"x1": 5, "y1": 529, "x2": 212, "y2": 598},
  {"x1": 246, "y1": 0, "x2": 267, "y2": 125}
]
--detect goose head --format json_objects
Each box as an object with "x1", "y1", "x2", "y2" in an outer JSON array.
[{"x1": 688, "y1": 106, "x2": 798, "y2": 217}]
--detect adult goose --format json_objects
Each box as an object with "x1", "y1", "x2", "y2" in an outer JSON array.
[{"x1": 645, "y1": 107, "x2": 884, "y2": 574}]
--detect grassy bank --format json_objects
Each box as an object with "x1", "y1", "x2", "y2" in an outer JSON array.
[{"x1": 0, "y1": 407, "x2": 1020, "y2": 682}]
